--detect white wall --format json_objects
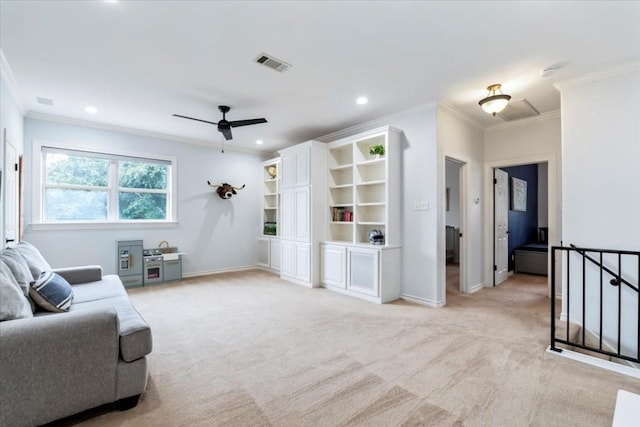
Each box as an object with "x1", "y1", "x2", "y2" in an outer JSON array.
[
  {"x1": 483, "y1": 112, "x2": 561, "y2": 288},
  {"x1": 558, "y1": 65, "x2": 639, "y2": 357},
  {"x1": 22, "y1": 118, "x2": 266, "y2": 275},
  {"x1": 438, "y1": 106, "x2": 485, "y2": 296},
  {"x1": 318, "y1": 105, "x2": 441, "y2": 305}
]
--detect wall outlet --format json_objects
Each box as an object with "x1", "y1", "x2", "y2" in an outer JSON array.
[{"x1": 414, "y1": 201, "x2": 429, "y2": 211}]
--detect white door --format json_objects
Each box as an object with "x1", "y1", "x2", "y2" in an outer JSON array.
[
  {"x1": 280, "y1": 241, "x2": 295, "y2": 278},
  {"x1": 280, "y1": 189, "x2": 294, "y2": 239},
  {"x1": 294, "y1": 146, "x2": 309, "y2": 186},
  {"x1": 294, "y1": 243, "x2": 310, "y2": 282},
  {"x1": 280, "y1": 151, "x2": 294, "y2": 188},
  {"x1": 348, "y1": 248, "x2": 379, "y2": 297},
  {"x1": 3, "y1": 136, "x2": 18, "y2": 247},
  {"x1": 321, "y1": 244, "x2": 346, "y2": 288},
  {"x1": 270, "y1": 238, "x2": 281, "y2": 271},
  {"x1": 294, "y1": 187, "x2": 309, "y2": 242},
  {"x1": 494, "y1": 168, "x2": 509, "y2": 285}
]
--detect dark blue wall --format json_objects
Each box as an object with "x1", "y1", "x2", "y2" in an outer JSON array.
[{"x1": 501, "y1": 165, "x2": 538, "y2": 271}]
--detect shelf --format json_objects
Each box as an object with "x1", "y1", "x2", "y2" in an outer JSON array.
[
  {"x1": 329, "y1": 163, "x2": 353, "y2": 171},
  {"x1": 357, "y1": 221, "x2": 385, "y2": 225},
  {"x1": 264, "y1": 192, "x2": 277, "y2": 196},
  {"x1": 357, "y1": 202, "x2": 385, "y2": 207},
  {"x1": 330, "y1": 203, "x2": 354, "y2": 208},
  {"x1": 330, "y1": 184, "x2": 353, "y2": 189},
  {"x1": 264, "y1": 178, "x2": 278, "y2": 183},
  {"x1": 356, "y1": 158, "x2": 385, "y2": 166},
  {"x1": 356, "y1": 180, "x2": 385, "y2": 187},
  {"x1": 331, "y1": 221, "x2": 354, "y2": 224},
  {"x1": 264, "y1": 207, "x2": 277, "y2": 210}
]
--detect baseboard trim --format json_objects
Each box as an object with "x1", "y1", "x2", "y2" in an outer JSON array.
[
  {"x1": 182, "y1": 265, "x2": 257, "y2": 278},
  {"x1": 546, "y1": 346, "x2": 640, "y2": 379},
  {"x1": 400, "y1": 293, "x2": 444, "y2": 308},
  {"x1": 468, "y1": 282, "x2": 485, "y2": 294}
]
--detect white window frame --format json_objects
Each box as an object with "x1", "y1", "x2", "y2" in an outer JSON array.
[{"x1": 32, "y1": 139, "x2": 178, "y2": 230}]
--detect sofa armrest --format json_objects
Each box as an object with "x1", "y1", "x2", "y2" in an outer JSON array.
[
  {"x1": 54, "y1": 265, "x2": 103, "y2": 284},
  {"x1": 0, "y1": 308, "x2": 120, "y2": 427}
]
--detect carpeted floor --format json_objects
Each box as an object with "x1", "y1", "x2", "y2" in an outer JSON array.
[{"x1": 52, "y1": 269, "x2": 640, "y2": 426}]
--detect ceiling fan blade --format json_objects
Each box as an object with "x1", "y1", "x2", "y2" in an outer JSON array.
[
  {"x1": 220, "y1": 127, "x2": 233, "y2": 140},
  {"x1": 228, "y1": 118, "x2": 267, "y2": 128},
  {"x1": 173, "y1": 114, "x2": 219, "y2": 126}
]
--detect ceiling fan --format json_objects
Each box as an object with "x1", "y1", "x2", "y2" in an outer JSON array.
[{"x1": 173, "y1": 105, "x2": 267, "y2": 141}]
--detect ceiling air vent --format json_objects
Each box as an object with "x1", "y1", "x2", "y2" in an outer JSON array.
[
  {"x1": 255, "y1": 53, "x2": 291, "y2": 72},
  {"x1": 37, "y1": 97, "x2": 54, "y2": 106},
  {"x1": 497, "y1": 99, "x2": 539, "y2": 122}
]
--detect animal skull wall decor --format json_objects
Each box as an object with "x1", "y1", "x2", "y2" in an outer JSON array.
[{"x1": 207, "y1": 181, "x2": 246, "y2": 199}]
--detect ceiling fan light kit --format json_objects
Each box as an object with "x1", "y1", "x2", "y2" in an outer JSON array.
[
  {"x1": 478, "y1": 84, "x2": 511, "y2": 116},
  {"x1": 173, "y1": 105, "x2": 267, "y2": 141}
]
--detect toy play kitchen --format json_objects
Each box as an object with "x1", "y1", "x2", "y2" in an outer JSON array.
[{"x1": 117, "y1": 240, "x2": 184, "y2": 288}]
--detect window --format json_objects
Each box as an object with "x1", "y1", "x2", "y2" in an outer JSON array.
[{"x1": 40, "y1": 146, "x2": 174, "y2": 223}]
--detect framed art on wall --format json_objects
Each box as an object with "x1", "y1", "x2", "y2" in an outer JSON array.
[{"x1": 511, "y1": 177, "x2": 527, "y2": 211}]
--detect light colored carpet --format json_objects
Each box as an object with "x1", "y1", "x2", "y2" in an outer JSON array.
[{"x1": 51, "y1": 269, "x2": 640, "y2": 426}]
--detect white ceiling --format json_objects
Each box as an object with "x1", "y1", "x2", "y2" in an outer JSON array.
[{"x1": 1, "y1": 1, "x2": 639, "y2": 153}]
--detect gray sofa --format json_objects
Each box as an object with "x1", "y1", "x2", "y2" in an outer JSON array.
[{"x1": 0, "y1": 242, "x2": 152, "y2": 427}]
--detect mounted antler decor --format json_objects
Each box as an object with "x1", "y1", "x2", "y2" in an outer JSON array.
[{"x1": 207, "y1": 181, "x2": 246, "y2": 199}]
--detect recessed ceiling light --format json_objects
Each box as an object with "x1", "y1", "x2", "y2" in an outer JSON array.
[
  {"x1": 356, "y1": 96, "x2": 368, "y2": 105},
  {"x1": 256, "y1": 140, "x2": 264, "y2": 145},
  {"x1": 84, "y1": 106, "x2": 98, "y2": 114}
]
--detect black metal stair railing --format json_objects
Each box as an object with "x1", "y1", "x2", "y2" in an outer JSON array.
[{"x1": 550, "y1": 245, "x2": 640, "y2": 364}]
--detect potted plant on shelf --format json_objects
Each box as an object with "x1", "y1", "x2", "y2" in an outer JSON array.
[{"x1": 369, "y1": 144, "x2": 385, "y2": 159}]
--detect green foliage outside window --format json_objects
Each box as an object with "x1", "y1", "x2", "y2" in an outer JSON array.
[{"x1": 44, "y1": 151, "x2": 170, "y2": 221}]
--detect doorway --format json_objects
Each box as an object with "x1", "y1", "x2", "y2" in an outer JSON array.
[
  {"x1": 492, "y1": 162, "x2": 550, "y2": 287},
  {"x1": 445, "y1": 158, "x2": 464, "y2": 295}
]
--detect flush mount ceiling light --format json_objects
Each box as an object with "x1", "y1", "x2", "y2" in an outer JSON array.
[
  {"x1": 478, "y1": 84, "x2": 511, "y2": 116},
  {"x1": 84, "y1": 106, "x2": 98, "y2": 114},
  {"x1": 356, "y1": 96, "x2": 368, "y2": 105},
  {"x1": 256, "y1": 140, "x2": 264, "y2": 145}
]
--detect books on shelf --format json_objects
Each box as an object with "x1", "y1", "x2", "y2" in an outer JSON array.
[{"x1": 332, "y1": 207, "x2": 353, "y2": 222}]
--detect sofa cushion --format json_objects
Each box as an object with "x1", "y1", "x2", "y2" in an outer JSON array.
[
  {"x1": 71, "y1": 296, "x2": 152, "y2": 362},
  {"x1": 71, "y1": 274, "x2": 127, "y2": 303},
  {"x1": 0, "y1": 260, "x2": 33, "y2": 321},
  {"x1": 0, "y1": 250, "x2": 36, "y2": 313},
  {"x1": 13, "y1": 241, "x2": 52, "y2": 280},
  {"x1": 30, "y1": 271, "x2": 74, "y2": 312}
]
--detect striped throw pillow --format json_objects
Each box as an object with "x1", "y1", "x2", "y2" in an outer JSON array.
[{"x1": 30, "y1": 271, "x2": 74, "y2": 312}]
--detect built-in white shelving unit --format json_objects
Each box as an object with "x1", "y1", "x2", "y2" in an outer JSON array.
[
  {"x1": 257, "y1": 158, "x2": 281, "y2": 272},
  {"x1": 322, "y1": 126, "x2": 402, "y2": 303}
]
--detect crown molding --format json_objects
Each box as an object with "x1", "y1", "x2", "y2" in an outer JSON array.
[
  {"x1": 484, "y1": 109, "x2": 561, "y2": 133},
  {"x1": 553, "y1": 60, "x2": 640, "y2": 91},
  {"x1": 0, "y1": 49, "x2": 26, "y2": 114},
  {"x1": 25, "y1": 111, "x2": 267, "y2": 155},
  {"x1": 437, "y1": 102, "x2": 485, "y2": 131},
  {"x1": 315, "y1": 101, "x2": 437, "y2": 143}
]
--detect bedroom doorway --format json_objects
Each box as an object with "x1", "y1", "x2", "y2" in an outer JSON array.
[
  {"x1": 492, "y1": 162, "x2": 550, "y2": 287},
  {"x1": 446, "y1": 158, "x2": 464, "y2": 294}
]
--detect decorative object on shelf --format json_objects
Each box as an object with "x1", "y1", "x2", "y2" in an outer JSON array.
[
  {"x1": 368, "y1": 229, "x2": 384, "y2": 245},
  {"x1": 263, "y1": 222, "x2": 277, "y2": 235},
  {"x1": 478, "y1": 83, "x2": 511, "y2": 116},
  {"x1": 368, "y1": 144, "x2": 385, "y2": 157},
  {"x1": 207, "y1": 181, "x2": 245, "y2": 199},
  {"x1": 510, "y1": 177, "x2": 527, "y2": 211},
  {"x1": 267, "y1": 165, "x2": 277, "y2": 178}
]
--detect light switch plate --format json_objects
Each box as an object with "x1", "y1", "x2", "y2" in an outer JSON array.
[{"x1": 414, "y1": 201, "x2": 429, "y2": 211}]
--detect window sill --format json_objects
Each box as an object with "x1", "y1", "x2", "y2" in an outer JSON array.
[{"x1": 30, "y1": 221, "x2": 179, "y2": 231}]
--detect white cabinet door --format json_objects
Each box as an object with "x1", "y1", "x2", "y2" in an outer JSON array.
[
  {"x1": 295, "y1": 146, "x2": 310, "y2": 186},
  {"x1": 280, "y1": 241, "x2": 295, "y2": 278},
  {"x1": 280, "y1": 189, "x2": 294, "y2": 239},
  {"x1": 348, "y1": 248, "x2": 379, "y2": 297},
  {"x1": 257, "y1": 237, "x2": 269, "y2": 267},
  {"x1": 294, "y1": 187, "x2": 310, "y2": 242},
  {"x1": 281, "y1": 151, "x2": 295, "y2": 189},
  {"x1": 321, "y1": 245, "x2": 346, "y2": 288},
  {"x1": 295, "y1": 243, "x2": 310, "y2": 282},
  {"x1": 270, "y1": 238, "x2": 281, "y2": 271}
]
